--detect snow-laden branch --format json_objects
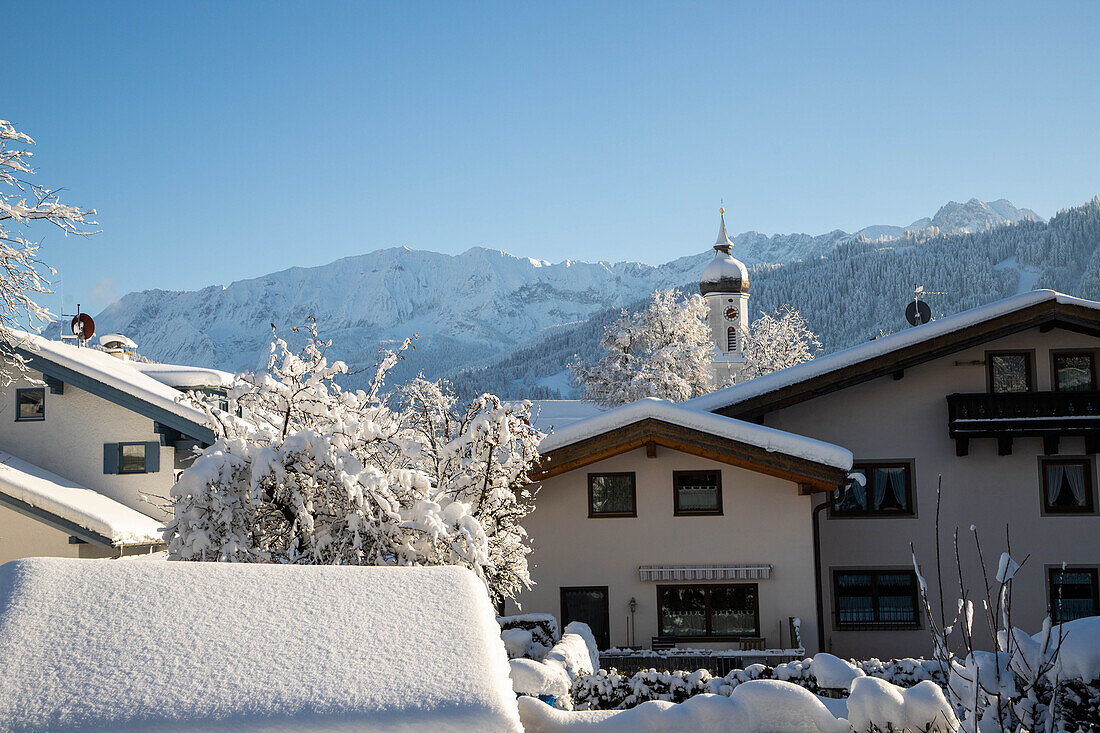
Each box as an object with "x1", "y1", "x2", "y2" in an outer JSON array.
[
  {"x1": 0, "y1": 119, "x2": 98, "y2": 386},
  {"x1": 167, "y1": 321, "x2": 544, "y2": 603}
]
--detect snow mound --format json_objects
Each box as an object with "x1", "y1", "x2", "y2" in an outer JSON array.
[
  {"x1": 1009, "y1": 614, "x2": 1100, "y2": 684},
  {"x1": 847, "y1": 676, "x2": 958, "y2": 732},
  {"x1": 518, "y1": 680, "x2": 848, "y2": 732},
  {"x1": 811, "y1": 652, "x2": 866, "y2": 689},
  {"x1": 0, "y1": 451, "x2": 162, "y2": 546},
  {"x1": 510, "y1": 658, "x2": 571, "y2": 698},
  {"x1": 0, "y1": 558, "x2": 521, "y2": 733},
  {"x1": 1045, "y1": 615, "x2": 1100, "y2": 681}
]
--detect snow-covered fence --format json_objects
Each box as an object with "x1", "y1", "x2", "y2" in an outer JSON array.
[{"x1": 598, "y1": 648, "x2": 804, "y2": 677}]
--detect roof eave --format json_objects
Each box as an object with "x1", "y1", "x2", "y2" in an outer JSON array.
[
  {"x1": 714, "y1": 299, "x2": 1100, "y2": 420},
  {"x1": 532, "y1": 417, "x2": 848, "y2": 492},
  {"x1": 17, "y1": 348, "x2": 215, "y2": 445},
  {"x1": 0, "y1": 489, "x2": 163, "y2": 550}
]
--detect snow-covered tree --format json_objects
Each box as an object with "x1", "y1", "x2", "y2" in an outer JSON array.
[
  {"x1": 167, "y1": 321, "x2": 543, "y2": 602},
  {"x1": 0, "y1": 120, "x2": 96, "y2": 383},
  {"x1": 739, "y1": 305, "x2": 822, "y2": 382},
  {"x1": 399, "y1": 377, "x2": 541, "y2": 600},
  {"x1": 569, "y1": 288, "x2": 712, "y2": 407}
]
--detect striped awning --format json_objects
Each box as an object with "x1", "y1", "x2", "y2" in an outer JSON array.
[{"x1": 638, "y1": 564, "x2": 772, "y2": 582}]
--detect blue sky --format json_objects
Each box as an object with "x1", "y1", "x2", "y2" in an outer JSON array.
[{"x1": 8, "y1": 1, "x2": 1099, "y2": 315}]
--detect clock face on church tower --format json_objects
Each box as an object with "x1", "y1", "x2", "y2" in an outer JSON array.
[{"x1": 724, "y1": 307, "x2": 738, "y2": 321}]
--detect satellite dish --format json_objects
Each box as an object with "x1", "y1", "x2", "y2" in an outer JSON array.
[
  {"x1": 71, "y1": 313, "x2": 95, "y2": 339},
  {"x1": 905, "y1": 300, "x2": 932, "y2": 326}
]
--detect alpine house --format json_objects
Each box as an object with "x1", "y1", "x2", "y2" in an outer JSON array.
[{"x1": 0, "y1": 331, "x2": 229, "y2": 563}]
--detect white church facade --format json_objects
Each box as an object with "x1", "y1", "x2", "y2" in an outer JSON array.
[{"x1": 700, "y1": 208, "x2": 750, "y2": 387}]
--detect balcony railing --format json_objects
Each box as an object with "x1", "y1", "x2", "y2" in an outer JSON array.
[{"x1": 947, "y1": 391, "x2": 1100, "y2": 455}]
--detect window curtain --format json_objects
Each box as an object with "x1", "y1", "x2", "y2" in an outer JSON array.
[
  {"x1": 1046, "y1": 464, "x2": 1066, "y2": 504},
  {"x1": 1046, "y1": 463, "x2": 1086, "y2": 506},
  {"x1": 873, "y1": 467, "x2": 908, "y2": 509},
  {"x1": 1064, "y1": 464, "x2": 1087, "y2": 506}
]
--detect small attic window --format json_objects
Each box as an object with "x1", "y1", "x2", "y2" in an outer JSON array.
[{"x1": 16, "y1": 388, "x2": 45, "y2": 421}]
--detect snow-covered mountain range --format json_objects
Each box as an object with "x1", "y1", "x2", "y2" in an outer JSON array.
[{"x1": 94, "y1": 198, "x2": 1056, "y2": 394}]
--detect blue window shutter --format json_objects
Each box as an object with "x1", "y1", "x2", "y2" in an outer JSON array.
[
  {"x1": 144, "y1": 442, "x2": 160, "y2": 473},
  {"x1": 103, "y1": 444, "x2": 119, "y2": 474}
]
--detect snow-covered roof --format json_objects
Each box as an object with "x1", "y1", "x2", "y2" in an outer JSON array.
[
  {"x1": 539, "y1": 397, "x2": 852, "y2": 470},
  {"x1": 531, "y1": 400, "x2": 606, "y2": 433},
  {"x1": 0, "y1": 559, "x2": 522, "y2": 733},
  {"x1": 98, "y1": 333, "x2": 137, "y2": 349},
  {"x1": 8, "y1": 330, "x2": 214, "y2": 442},
  {"x1": 130, "y1": 361, "x2": 235, "y2": 389},
  {"x1": 0, "y1": 452, "x2": 162, "y2": 546},
  {"x1": 688, "y1": 290, "x2": 1100, "y2": 414}
]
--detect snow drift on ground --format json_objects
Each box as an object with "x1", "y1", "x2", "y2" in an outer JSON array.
[
  {"x1": 518, "y1": 680, "x2": 850, "y2": 733},
  {"x1": 0, "y1": 558, "x2": 521, "y2": 733},
  {"x1": 810, "y1": 652, "x2": 866, "y2": 689}
]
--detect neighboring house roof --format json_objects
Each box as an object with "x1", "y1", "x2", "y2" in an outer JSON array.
[
  {"x1": 8, "y1": 331, "x2": 215, "y2": 444},
  {"x1": 130, "y1": 361, "x2": 234, "y2": 390},
  {"x1": 687, "y1": 290, "x2": 1100, "y2": 419},
  {"x1": 0, "y1": 452, "x2": 163, "y2": 548},
  {"x1": 0, "y1": 559, "x2": 522, "y2": 732},
  {"x1": 535, "y1": 397, "x2": 852, "y2": 491}
]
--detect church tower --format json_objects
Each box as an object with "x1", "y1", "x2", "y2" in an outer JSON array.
[{"x1": 699, "y1": 206, "x2": 749, "y2": 386}]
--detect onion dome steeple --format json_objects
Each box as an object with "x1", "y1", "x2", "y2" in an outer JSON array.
[{"x1": 699, "y1": 206, "x2": 749, "y2": 295}]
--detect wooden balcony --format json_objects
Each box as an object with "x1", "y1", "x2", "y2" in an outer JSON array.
[{"x1": 947, "y1": 391, "x2": 1100, "y2": 456}]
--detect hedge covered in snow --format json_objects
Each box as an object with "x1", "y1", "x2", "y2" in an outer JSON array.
[
  {"x1": 569, "y1": 652, "x2": 1100, "y2": 732},
  {"x1": 498, "y1": 613, "x2": 559, "y2": 659},
  {"x1": 571, "y1": 654, "x2": 948, "y2": 711}
]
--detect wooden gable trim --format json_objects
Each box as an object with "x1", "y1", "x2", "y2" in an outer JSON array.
[
  {"x1": 532, "y1": 418, "x2": 846, "y2": 493},
  {"x1": 716, "y1": 300, "x2": 1100, "y2": 420}
]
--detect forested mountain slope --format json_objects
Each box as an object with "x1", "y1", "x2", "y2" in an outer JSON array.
[{"x1": 451, "y1": 198, "x2": 1100, "y2": 398}]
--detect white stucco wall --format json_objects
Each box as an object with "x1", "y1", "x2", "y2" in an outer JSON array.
[
  {"x1": 762, "y1": 326, "x2": 1100, "y2": 659},
  {"x1": 508, "y1": 445, "x2": 819, "y2": 652}
]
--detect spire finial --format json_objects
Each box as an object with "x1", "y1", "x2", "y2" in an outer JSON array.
[{"x1": 714, "y1": 202, "x2": 733, "y2": 254}]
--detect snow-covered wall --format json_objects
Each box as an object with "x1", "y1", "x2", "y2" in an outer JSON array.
[{"x1": 0, "y1": 559, "x2": 522, "y2": 733}]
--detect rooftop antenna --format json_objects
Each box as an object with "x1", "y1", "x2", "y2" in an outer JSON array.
[
  {"x1": 905, "y1": 283, "x2": 947, "y2": 327},
  {"x1": 60, "y1": 300, "x2": 95, "y2": 347}
]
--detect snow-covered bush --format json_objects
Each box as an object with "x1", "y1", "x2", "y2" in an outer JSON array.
[
  {"x1": 0, "y1": 120, "x2": 96, "y2": 385},
  {"x1": 569, "y1": 288, "x2": 712, "y2": 406},
  {"x1": 571, "y1": 655, "x2": 949, "y2": 712},
  {"x1": 509, "y1": 621, "x2": 601, "y2": 710},
  {"x1": 910, "y1": 481, "x2": 1100, "y2": 733},
  {"x1": 738, "y1": 305, "x2": 822, "y2": 383},
  {"x1": 166, "y1": 322, "x2": 543, "y2": 603},
  {"x1": 498, "y1": 613, "x2": 560, "y2": 659}
]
